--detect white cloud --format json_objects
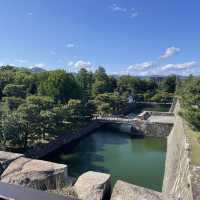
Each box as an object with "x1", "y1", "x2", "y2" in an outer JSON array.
[
  {"x1": 33, "y1": 63, "x2": 46, "y2": 68},
  {"x1": 66, "y1": 43, "x2": 75, "y2": 48},
  {"x1": 130, "y1": 12, "x2": 138, "y2": 18},
  {"x1": 67, "y1": 61, "x2": 74, "y2": 66},
  {"x1": 110, "y1": 4, "x2": 139, "y2": 19},
  {"x1": 130, "y1": 8, "x2": 138, "y2": 18},
  {"x1": 162, "y1": 61, "x2": 197, "y2": 70},
  {"x1": 111, "y1": 4, "x2": 127, "y2": 12},
  {"x1": 74, "y1": 60, "x2": 92, "y2": 70},
  {"x1": 128, "y1": 61, "x2": 156, "y2": 71},
  {"x1": 27, "y1": 12, "x2": 33, "y2": 16},
  {"x1": 160, "y1": 46, "x2": 181, "y2": 59}
]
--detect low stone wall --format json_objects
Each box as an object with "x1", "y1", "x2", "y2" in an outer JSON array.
[
  {"x1": 111, "y1": 180, "x2": 176, "y2": 200},
  {"x1": 148, "y1": 111, "x2": 174, "y2": 116},
  {"x1": 25, "y1": 121, "x2": 103, "y2": 159},
  {"x1": 0, "y1": 151, "x2": 23, "y2": 175},
  {"x1": 141, "y1": 122, "x2": 173, "y2": 137},
  {"x1": 0, "y1": 151, "x2": 68, "y2": 191},
  {"x1": 162, "y1": 102, "x2": 193, "y2": 200},
  {"x1": 74, "y1": 171, "x2": 111, "y2": 200}
]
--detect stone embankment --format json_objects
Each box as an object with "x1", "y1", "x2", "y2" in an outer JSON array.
[
  {"x1": 162, "y1": 101, "x2": 199, "y2": 200},
  {"x1": 105, "y1": 111, "x2": 175, "y2": 138},
  {"x1": 25, "y1": 121, "x2": 103, "y2": 159}
]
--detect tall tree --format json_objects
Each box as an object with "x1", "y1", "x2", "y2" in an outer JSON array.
[
  {"x1": 76, "y1": 68, "x2": 93, "y2": 102},
  {"x1": 38, "y1": 70, "x2": 81, "y2": 102}
]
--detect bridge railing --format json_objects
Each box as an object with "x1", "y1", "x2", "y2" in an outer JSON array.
[{"x1": 93, "y1": 116, "x2": 137, "y2": 123}]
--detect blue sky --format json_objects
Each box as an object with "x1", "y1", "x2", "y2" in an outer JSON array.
[{"x1": 0, "y1": 0, "x2": 200, "y2": 76}]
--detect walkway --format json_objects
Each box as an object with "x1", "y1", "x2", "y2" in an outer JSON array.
[{"x1": 147, "y1": 115, "x2": 175, "y2": 124}]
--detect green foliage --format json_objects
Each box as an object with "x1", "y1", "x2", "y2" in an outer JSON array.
[
  {"x1": 160, "y1": 75, "x2": 176, "y2": 93},
  {"x1": 76, "y1": 68, "x2": 93, "y2": 102},
  {"x1": 151, "y1": 91, "x2": 173, "y2": 103},
  {"x1": 117, "y1": 75, "x2": 158, "y2": 101},
  {"x1": 178, "y1": 76, "x2": 200, "y2": 130},
  {"x1": 92, "y1": 67, "x2": 114, "y2": 96},
  {"x1": 94, "y1": 92, "x2": 127, "y2": 115},
  {"x1": 2, "y1": 97, "x2": 25, "y2": 111},
  {"x1": 39, "y1": 70, "x2": 80, "y2": 102},
  {"x1": 3, "y1": 84, "x2": 26, "y2": 98},
  {"x1": 0, "y1": 65, "x2": 176, "y2": 149}
]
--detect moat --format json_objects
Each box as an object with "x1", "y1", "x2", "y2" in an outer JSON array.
[{"x1": 44, "y1": 104, "x2": 169, "y2": 192}]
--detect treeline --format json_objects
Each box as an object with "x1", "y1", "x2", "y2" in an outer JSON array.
[
  {"x1": 177, "y1": 75, "x2": 200, "y2": 131},
  {"x1": 0, "y1": 65, "x2": 176, "y2": 149}
]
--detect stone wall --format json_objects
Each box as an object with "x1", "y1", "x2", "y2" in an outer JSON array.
[
  {"x1": 141, "y1": 122, "x2": 173, "y2": 137},
  {"x1": 25, "y1": 121, "x2": 103, "y2": 159},
  {"x1": 111, "y1": 180, "x2": 176, "y2": 200},
  {"x1": 0, "y1": 151, "x2": 68, "y2": 191},
  {"x1": 162, "y1": 102, "x2": 193, "y2": 200}
]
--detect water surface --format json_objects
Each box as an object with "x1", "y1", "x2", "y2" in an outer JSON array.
[{"x1": 44, "y1": 129, "x2": 166, "y2": 191}]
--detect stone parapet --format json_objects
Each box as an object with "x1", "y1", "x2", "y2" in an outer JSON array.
[
  {"x1": 0, "y1": 151, "x2": 68, "y2": 191},
  {"x1": 74, "y1": 171, "x2": 111, "y2": 200},
  {"x1": 111, "y1": 180, "x2": 176, "y2": 200}
]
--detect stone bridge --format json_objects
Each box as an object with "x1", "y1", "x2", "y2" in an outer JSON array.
[{"x1": 94, "y1": 111, "x2": 175, "y2": 137}]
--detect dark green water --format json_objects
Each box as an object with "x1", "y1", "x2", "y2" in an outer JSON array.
[
  {"x1": 44, "y1": 132, "x2": 166, "y2": 191},
  {"x1": 44, "y1": 104, "x2": 169, "y2": 192}
]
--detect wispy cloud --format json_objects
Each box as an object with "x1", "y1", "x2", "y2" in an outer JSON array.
[
  {"x1": 66, "y1": 43, "x2": 75, "y2": 48},
  {"x1": 110, "y1": 4, "x2": 127, "y2": 12},
  {"x1": 162, "y1": 61, "x2": 197, "y2": 70},
  {"x1": 130, "y1": 8, "x2": 138, "y2": 18},
  {"x1": 128, "y1": 61, "x2": 156, "y2": 72},
  {"x1": 67, "y1": 61, "x2": 74, "y2": 66},
  {"x1": 160, "y1": 46, "x2": 181, "y2": 59},
  {"x1": 32, "y1": 63, "x2": 46, "y2": 68},
  {"x1": 74, "y1": 60, "x2": 92, "y2": 70},
  {"x1": 110, "y1": 4, "x2": 138, "y2": 18}
]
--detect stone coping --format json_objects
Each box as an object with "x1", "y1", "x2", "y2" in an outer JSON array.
[{"x1": 111, "y1": 180, "x2": 176, "y2": 200}]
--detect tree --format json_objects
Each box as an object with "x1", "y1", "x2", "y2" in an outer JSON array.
[
  {"x1": 38, "y1": 70, "x2": 81, "y2": 102},
  {"x1": 179, "y1": 77, "x2": 200, "y2": 130},
  {"x1": 0, "y1": 112, "x2": 24, "y2": 146},
  {"x1": 92, "y1": 67, "x2": 114, "y2": 96},
  {"x1": 2, "y1": 97, "x2": 25, "y2": 111},
  {"x1": 3, "y1": 84, "x2": 26, "y2": 98},
  {"x1": 160, "y1": 75, "x2": 176, "y2": 93},
  {"x1": 76, "y1": 68, "x2": 93, "y2": 102},
  {"x1": 94, "y1": 92, "x2": 127, "y2": 115},
  {"x1": 151, "y1": 91, "x2": 173, "y2": 103},
  {"x1": 117, "y1": 75, "x2": 140, "y2": 100}
]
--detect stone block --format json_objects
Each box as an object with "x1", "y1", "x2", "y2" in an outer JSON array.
[
  {"x1": 111, "y1": 180, "x2": 176, "y2": 200},
  {"x1": 0, "y1": 151, "x2": 24, "y2": 176},
  {"x1": 74, "y1": 171, "x2": 111, "y2": 200},
  {"x1": 1, "y1": 157, "x2": 67, "y2": 191}
]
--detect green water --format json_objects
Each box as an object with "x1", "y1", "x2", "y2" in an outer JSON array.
[
  {"x1": 44, "y1": 130, "x2": 166, "y2": 191},
  {"x1": 44, "y1": 104, "x2": 169, "y2": 191}
]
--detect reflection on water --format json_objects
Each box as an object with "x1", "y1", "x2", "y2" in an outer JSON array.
[{"x1": 44, "y1": 129, "x2": 166, "y2": 191}]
